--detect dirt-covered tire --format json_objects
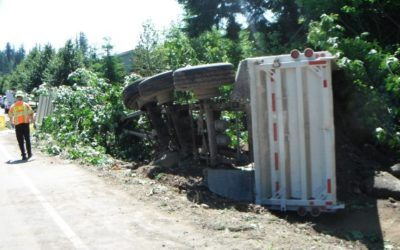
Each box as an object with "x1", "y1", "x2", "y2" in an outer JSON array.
[
  {"x1": 123, "y1": 78, "x2": 144, "y2": 110},
  {"x1": 173, "y1": 63, "x2": 235, "y2": 99},
  {"x1": 139, "y1": 71, "x2": 174, "y2": 105}
]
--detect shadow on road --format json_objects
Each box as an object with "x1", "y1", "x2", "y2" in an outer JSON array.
[{"x1": 5, "y1": 159, "x2": 35, "y2": 164}]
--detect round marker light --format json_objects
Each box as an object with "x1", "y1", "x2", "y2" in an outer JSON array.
[
  {"x1": 304, "y1": 48, "x2": 314, "y2": 58},
  {"x1": 290, "y1": 49, "x2": 300, "y2": 59}
]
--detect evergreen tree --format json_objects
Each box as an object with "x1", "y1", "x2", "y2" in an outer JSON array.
[
  {"x1": 15, "y1": 46, "x2": 25, "y2": 65},
  {"x1": 28, "y1": 44, "x2": 55, "y2": 91},
  {"x1": 132, "y1": 21, "x2": 164, "y2": 76},
  {"x1": 270, "y1": 0, "x2": 303, "y2": 44},
  {"x1": 0, "y1": 43, "x2": 25, "y2": 75},
  {"x1": 0, "y1": 51, "x2": 7, "y2": 74},
  {"x1": 77, "y1": 32, "x2": 89, "y2": 57},
  {"x1": 177, "y1": 0, "x2": 303, "y2": 52},
  {"x1": 5, "y1": 43, "x2": 14, "y2": 63},
  {"x1": 100, "y1": 38, "x2": 126, "y2": 83},
  {"x1": 3, "y1": 43, "x2": 15, "y2": 73},
  {"x1": 76, "y1": 32, "x2": 92, "y2": 66},
  {"x1": 44, "y1": 40, "x2": 84, "y2": 86}
]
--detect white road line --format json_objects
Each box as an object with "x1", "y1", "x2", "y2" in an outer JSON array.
[{"x1": 0, "y1": 143, "x2": 89, "y2": 250}]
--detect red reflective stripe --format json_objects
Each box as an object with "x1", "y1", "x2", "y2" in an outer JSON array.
[
  {"x1": 323, "y1": 80, "x2": 328, "y2": 88},
  {"x1": 327, "y1": 179, "x2": 332, "y2": 193},
  {"x1": 275, "y1": 181, "x2": 280, "y2": 192},
  {"x1": 272, "y1": 93, "x2": 276, "y2": 112},
  {"x1": 273, "y1": 123, "x2": 278, "y2": 141},
  {"x1": 309, "y1": 60, "x2": 326, "y2": 65},
  {"x1": 274, "y1": 153, "x2": 279, "y2": 170}
]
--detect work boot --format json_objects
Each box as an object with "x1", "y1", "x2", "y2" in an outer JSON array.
[
  {"x1": 28, "y1": 153, "x2": 33, "y2": 159},
  {"x1": 22, "y1": 155, "x2": 28, "y2": 161}
]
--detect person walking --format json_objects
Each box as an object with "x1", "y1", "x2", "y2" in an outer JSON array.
[{"x1": 8, "y1": 90, "x2": 34, "y2": 161}]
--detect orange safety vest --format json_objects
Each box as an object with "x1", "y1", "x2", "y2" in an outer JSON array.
[{"x1": 9, "y1": 101, "x2": 33, "y2": 126}]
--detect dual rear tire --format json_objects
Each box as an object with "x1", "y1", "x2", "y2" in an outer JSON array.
[{"x1": 123, "y1": 63, "x2": 236, "y2": 110}]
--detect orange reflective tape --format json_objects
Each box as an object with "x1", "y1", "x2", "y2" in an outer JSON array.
[{"x1": 12, "y1": 102, "x2": 31, "y2": 125}]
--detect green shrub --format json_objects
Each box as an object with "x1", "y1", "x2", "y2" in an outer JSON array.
[
  {"x1": 308, "y1": 14, "x2": 400, "y2": 153},
  {"x1": 35, "y1": 68, "x2": 152, "y2": 166}
]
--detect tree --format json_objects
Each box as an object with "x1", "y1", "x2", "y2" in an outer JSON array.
[
  {"x1": 0, "y1": 43, "x2": 24, "y2": 74},
  {"x1": 75, "y1": 32, "x2": 95, "y2": 67},
  {"x1": 99, "y1": 38, "x2": 126, "y2": 83},
  {"x1": 76, "y1": 32, "x2": 89, "y2": 57},
  {"x1": 177, "y1": 0, "x2": 303, "y2": 52},
  {"x1": 132, "y1": 21, "x2": 165, "y2": 76},
  {"x1": 270, "y1": 0, "x2": 303, "y2": 44},
  {"x1": 298, "y1": 0, "x2": 400, "y2": 47},
  {"x1": 15, "y1": 46, "x2": 25, "y2": 65},
  {"x1": 2, "y1": 44, "x2": 54, "y2": 91},
  {"x1": 190, "y1": 29, "x2": 233, "y2": 63},
  {"x1": 28, "y1": 44, "x2": 55, "y2": 91},
  {"x1": 5, "y1": 43, "x2": 14, "y2": 63},
  {"x1": 158, "y1": 25, "x2": 199, "y2": 69},
  {"x1": 0, "y1": 51, "x2": 7, "y2": 74},
  {"x1": 178, "y1": 0, "x2": 224, "y2": 37},
  {"x1": 44, "y1": 39, "x2": 84, "y2": 86},
  {"x1": 6, "y1": 64, "x2": 30, "y2": 91}
]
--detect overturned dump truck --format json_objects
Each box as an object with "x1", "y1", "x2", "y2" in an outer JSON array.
[{"x1": 122, "y1": 49, "x2": 344, "y2": 216}]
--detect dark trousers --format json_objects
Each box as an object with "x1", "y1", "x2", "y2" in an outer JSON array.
[{"x1": 15, "y1": 123, "x2": 31, "y2": 157}]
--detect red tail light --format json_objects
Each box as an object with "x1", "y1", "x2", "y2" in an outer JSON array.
[
  {"x1": 290, "y1": 49, "x2": 300, "y2": 59},
  {"x1": 304, "y1": 48, "x2": 314, "y2": 58}
]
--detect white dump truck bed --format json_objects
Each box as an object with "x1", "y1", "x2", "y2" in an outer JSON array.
[{"x1": 247, "y1": 49, "x2": 344, "y2": 215}]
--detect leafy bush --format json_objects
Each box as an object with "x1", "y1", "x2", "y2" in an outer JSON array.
[
  {"x1": 308, "y1": 14, "x2": 400, "y2": 153},
  {"x1": 34, "y1": 68, "x2": 152, "y2": 166}
]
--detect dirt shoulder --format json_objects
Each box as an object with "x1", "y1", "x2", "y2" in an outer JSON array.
[{"x1": 76, "y1": 157, "x2": 399, "y2": 250}]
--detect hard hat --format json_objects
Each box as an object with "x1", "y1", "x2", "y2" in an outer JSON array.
[{"x1": 15, "y1": 90, "x2": 25, "y2": 98}]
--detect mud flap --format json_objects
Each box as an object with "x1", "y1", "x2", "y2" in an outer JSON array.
[{"x1": 206, "y1": 168, "x2": 254, "y2": 202}]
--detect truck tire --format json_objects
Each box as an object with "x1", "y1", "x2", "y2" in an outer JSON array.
[
  {"x1": 173, "y1": 63, "x2": 235, "y2": 99},
  {"x1": 139, "y1": 71, "x2": 174, "y2": 105},
  {"x1": 123, "y1": 78, "x2": 144, "y2": 110}
]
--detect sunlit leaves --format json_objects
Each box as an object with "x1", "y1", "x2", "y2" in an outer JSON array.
[
  {"x1": 308, "y1": 12, "x2": 400, "y2": 150},
  {"x1": 307, "y1": 14, "x2": 344, "y2": 51},
  {"x1": 35, "y1": 68, "x2": 146, "y2": 165}
]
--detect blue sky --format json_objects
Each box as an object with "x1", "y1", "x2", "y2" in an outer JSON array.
[{"x1": 0, "y1": 0, "x2": 183, "y2": 53}]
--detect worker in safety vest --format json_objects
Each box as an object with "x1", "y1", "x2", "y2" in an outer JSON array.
[{"x1": 8, "y1": 90, "x2": 34, "y2": 161}]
